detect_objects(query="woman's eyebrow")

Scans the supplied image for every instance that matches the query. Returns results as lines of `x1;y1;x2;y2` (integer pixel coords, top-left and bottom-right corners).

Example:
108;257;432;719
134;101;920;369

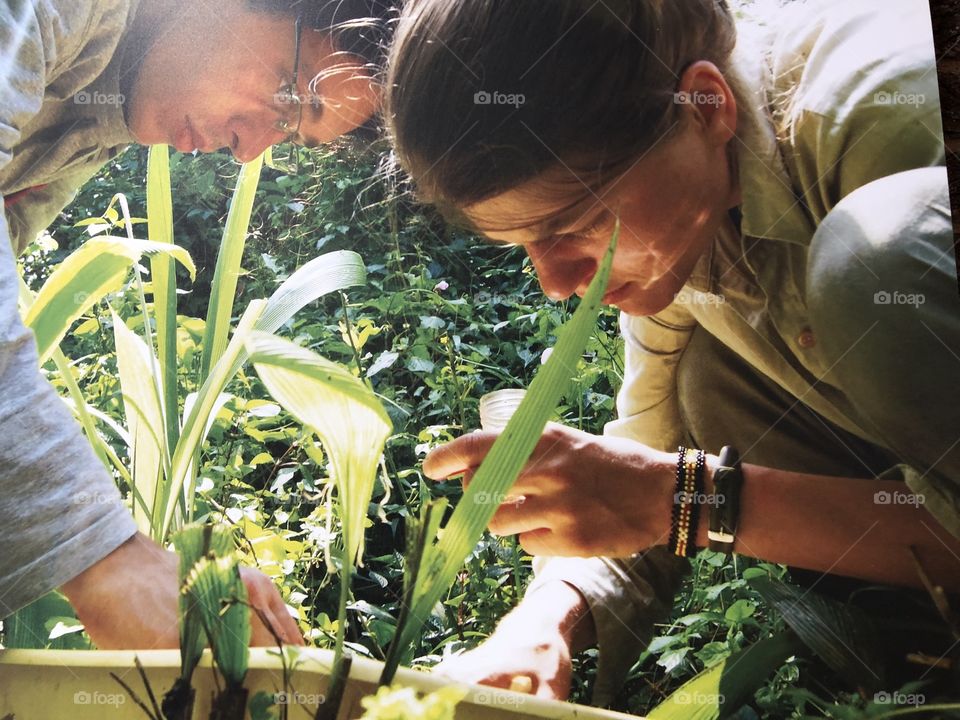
535;203;609;241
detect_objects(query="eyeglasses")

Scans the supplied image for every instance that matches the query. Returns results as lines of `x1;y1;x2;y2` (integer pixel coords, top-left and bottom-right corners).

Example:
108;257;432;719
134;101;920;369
271;15;323;173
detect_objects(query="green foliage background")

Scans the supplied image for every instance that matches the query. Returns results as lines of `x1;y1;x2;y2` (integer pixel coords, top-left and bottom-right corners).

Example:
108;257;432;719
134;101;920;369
9;142;958;719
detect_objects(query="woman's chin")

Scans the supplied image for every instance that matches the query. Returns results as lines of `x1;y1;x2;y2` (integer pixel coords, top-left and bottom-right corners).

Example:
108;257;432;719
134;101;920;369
612;286;677;317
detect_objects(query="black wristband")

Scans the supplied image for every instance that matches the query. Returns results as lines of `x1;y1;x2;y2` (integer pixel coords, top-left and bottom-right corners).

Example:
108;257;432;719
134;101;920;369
707;446;744;553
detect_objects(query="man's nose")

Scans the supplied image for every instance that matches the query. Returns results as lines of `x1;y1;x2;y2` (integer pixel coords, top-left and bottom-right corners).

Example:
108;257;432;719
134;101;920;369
526;243;598;301
230;121;281;163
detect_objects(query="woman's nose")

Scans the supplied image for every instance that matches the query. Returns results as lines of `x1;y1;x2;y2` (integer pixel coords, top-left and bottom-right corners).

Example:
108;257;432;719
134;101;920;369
527;243;598;301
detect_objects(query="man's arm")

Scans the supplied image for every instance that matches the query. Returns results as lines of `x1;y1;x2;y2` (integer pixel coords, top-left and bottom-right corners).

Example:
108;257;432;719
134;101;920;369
60;531;304;648
0;212;140;618
0;1;304;648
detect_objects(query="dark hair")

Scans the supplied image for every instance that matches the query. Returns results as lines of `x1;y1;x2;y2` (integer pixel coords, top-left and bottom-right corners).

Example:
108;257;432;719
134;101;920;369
247;0;400;67
386;0;740;221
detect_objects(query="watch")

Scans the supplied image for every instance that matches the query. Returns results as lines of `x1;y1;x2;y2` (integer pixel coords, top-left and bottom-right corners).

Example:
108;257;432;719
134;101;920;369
707;446;743;553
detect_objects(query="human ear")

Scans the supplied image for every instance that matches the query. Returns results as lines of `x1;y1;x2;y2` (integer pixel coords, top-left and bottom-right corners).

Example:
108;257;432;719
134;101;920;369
674;60;738;146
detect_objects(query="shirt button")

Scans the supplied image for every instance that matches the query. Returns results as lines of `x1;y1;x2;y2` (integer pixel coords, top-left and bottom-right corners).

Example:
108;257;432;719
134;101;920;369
797;327;816;348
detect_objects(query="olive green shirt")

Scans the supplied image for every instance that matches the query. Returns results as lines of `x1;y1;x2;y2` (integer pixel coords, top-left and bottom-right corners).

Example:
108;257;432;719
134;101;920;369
608;0;953;529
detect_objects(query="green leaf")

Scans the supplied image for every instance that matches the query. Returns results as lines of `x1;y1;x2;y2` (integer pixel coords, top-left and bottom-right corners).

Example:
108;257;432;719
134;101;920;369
112;309;168;532
146;145;181;453
658;647;691;674
724;599;757;623
182;556;250;686
171;523;240;684
199;153;265;384
23;236;194;365
649;631;804;720
246;332;391;566
384;224;619;679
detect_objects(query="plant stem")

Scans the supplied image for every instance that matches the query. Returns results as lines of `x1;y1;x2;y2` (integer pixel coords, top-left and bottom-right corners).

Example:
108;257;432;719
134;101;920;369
340;291;365;376
334;540;351;667
315;540;353;720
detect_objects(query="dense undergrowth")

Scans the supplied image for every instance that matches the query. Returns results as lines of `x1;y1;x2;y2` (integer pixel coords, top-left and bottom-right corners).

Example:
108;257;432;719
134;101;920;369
8;142;959;719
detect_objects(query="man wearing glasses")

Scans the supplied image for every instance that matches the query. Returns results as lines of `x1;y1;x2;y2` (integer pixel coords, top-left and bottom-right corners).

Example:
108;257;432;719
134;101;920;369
0;0;394;649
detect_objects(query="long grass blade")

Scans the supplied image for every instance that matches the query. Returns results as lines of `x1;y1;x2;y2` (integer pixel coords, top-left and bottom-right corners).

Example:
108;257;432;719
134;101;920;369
147;145;181;452
199;154;265;385
387;226;619;670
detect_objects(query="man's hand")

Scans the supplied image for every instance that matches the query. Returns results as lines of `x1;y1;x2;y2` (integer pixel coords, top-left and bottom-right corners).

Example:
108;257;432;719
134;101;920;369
434;581;594;700
424;424;677;558
61;532;304;649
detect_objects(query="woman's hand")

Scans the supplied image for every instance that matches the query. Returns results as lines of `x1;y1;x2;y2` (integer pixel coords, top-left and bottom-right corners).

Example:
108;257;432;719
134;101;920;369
61;532;305;649
434;627;573;700
424;423;677;558
433;580;595;700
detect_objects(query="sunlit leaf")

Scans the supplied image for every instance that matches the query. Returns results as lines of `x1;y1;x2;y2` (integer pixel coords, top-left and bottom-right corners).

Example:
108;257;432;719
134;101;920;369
23;236;194;364
199;154;265;384
112;309;167;532
147;145;181;452
246;331;392;566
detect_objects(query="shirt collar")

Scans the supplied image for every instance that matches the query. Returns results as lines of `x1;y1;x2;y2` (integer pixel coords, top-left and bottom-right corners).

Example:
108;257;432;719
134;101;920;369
91;0;142;148
732;42;817;246
683;40;817;296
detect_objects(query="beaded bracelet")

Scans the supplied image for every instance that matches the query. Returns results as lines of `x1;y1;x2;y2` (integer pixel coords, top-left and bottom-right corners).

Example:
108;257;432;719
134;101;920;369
668;446;706;557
